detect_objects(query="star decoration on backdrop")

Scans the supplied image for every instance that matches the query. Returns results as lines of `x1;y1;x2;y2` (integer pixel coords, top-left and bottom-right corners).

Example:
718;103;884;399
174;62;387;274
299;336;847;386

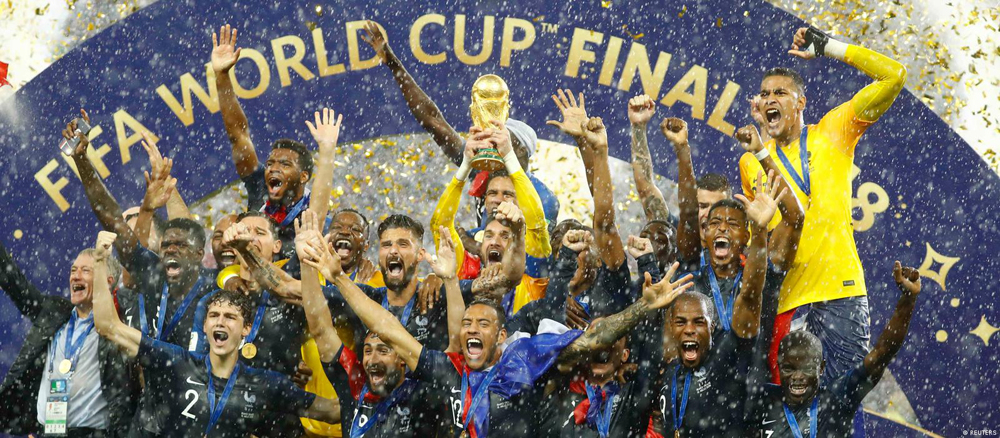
970;316;999;347
918;243;960;291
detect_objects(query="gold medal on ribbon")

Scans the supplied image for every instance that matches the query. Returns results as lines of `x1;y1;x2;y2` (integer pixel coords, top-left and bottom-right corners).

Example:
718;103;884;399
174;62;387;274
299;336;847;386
241;343;257;359
58;359;72;374
674;431;680;438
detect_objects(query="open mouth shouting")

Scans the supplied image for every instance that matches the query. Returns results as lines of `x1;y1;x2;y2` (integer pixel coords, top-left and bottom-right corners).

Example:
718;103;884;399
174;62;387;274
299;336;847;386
486;245;503;265
217;250;236;268
713;236;731;260
70;282;87;296
788;381;810;396
266;174;286;199
466;337;485;360
211;328;230;349
764;107;782;131
366;364;388;388
385;256;405;280
164;258;183;279
333;238;353;260
680;341;700;365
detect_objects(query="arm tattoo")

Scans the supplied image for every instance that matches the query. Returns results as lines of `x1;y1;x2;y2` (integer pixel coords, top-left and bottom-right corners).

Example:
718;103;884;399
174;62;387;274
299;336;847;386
561;299;650;363
642;195;672;223
631;125;654;183
240;249;282;290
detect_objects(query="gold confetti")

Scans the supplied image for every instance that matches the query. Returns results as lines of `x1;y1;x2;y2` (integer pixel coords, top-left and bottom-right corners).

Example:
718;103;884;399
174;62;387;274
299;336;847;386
601;0;612;8
716;18;723;27
678;5;687;18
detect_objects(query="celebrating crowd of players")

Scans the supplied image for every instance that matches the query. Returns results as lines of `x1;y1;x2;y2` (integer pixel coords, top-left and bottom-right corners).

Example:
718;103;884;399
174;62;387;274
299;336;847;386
0;19;920;438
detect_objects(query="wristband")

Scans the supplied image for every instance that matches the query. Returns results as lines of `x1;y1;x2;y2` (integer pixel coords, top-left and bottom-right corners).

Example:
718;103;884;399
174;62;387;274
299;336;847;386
754;148;770;161
455;157;473;181
503;149;522;174
802;26;829;57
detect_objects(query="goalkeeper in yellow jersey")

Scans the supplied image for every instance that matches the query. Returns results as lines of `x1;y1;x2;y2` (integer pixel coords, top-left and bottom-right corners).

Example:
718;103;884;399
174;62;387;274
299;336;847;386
737;26;906;385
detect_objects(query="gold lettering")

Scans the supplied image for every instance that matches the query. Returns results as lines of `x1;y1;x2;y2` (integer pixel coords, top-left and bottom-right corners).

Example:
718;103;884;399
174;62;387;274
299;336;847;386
617;43;671;100
454;15;495;65
410;14;447;65
114;110;158;164
35;159;70;212
230;49;271;99
500;18;536;67
706;81;741;136
598;36;624;86
271;35;316;87
660;65;708;119
60;126;113;179
565;28;603;78
347;20;385;71
155;62;219;127
313;28;346;77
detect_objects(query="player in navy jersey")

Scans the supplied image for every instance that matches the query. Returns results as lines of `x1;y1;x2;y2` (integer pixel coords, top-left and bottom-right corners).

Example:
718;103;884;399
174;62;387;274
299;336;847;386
747;262;922;438
295;210;457;437
656;155;786;438
88;231;340;437
327;221;694;438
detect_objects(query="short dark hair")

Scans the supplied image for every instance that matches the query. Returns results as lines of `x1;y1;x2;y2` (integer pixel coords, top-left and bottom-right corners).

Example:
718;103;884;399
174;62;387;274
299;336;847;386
236;211;278;237
696;173;731;194
763;67;806;94
669;292;717;330
164;218;207;249
706;199;748;225
467;296;507;329
206;290;256;327
336;208;370;240
272;139;313;178
778;330;823;361
376;214;424;242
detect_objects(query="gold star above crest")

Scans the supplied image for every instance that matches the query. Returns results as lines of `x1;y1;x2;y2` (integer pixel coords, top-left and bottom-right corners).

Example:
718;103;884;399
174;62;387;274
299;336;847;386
970;316;999;347
918;243;960;291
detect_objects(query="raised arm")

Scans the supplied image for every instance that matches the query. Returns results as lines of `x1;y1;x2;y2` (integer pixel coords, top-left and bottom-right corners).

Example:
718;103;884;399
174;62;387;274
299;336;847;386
730;175;784;339
430;132;484;274
493;201;527;287
295;210;343;363
661;118;701;262
330;258;424;371
361;21;464;164
790;26;906;124
0;240;47;321
136;132;178;249
222;223;302;304
863;262;920;380
212;24;259;177
92;231;142;358
557;264;692;369
628;94;671;223
304;107;343;219
735;126;804;272
62;110;140;266
426;227;464;352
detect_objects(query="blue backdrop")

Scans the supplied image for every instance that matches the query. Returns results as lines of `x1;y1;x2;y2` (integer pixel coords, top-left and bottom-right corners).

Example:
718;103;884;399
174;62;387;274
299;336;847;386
0;0;996;435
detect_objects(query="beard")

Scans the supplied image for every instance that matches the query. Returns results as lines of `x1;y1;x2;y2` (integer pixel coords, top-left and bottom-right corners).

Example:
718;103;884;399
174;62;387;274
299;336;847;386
383;262;417;292
369;366;403;397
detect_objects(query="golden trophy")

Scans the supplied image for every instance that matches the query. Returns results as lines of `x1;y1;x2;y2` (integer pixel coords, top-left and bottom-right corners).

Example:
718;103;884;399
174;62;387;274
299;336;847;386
469;74;510;172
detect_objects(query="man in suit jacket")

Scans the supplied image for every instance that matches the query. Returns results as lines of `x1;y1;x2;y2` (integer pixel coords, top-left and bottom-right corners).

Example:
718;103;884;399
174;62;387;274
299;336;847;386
0;240;139;437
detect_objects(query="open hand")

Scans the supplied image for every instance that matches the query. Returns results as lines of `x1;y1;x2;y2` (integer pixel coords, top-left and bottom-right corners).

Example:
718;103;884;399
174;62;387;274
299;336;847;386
428;227;457;279
141;132;177;211
546;89;588;139
305;107;343;148
211;24;241;73
418;273;444;314
641;263;694;310
360;21;390;64
628;94;655;126
735;170;786;227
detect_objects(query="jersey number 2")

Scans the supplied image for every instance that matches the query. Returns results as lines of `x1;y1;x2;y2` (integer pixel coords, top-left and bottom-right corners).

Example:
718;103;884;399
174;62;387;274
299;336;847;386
182;389;199;419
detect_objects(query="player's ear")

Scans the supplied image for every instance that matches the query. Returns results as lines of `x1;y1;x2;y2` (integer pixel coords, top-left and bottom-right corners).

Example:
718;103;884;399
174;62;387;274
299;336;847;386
242;323;251;338
497;327;508;345
818;359;826;378
272;236;282;256
797;94;807;112
621;348;630;363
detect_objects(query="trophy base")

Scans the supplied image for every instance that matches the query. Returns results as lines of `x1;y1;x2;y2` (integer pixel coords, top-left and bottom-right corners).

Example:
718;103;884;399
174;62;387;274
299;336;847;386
470;149;506;172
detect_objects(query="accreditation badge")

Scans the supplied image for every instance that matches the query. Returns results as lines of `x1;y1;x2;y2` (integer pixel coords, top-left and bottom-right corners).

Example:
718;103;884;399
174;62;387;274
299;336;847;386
45;379;69;434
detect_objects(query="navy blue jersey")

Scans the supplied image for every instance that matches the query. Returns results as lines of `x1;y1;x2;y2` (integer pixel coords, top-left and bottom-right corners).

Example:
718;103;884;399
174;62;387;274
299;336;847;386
242;165;303;261
659;331;755;437
136;336;315;438
324;345;441;437
747;362;878;438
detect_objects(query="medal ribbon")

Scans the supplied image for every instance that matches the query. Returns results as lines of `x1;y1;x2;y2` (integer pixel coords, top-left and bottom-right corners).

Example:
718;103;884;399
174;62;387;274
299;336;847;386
244;291;271;346
701;252;742;333
381;292;416;327
584;383;619;437
782;397;819;438
50;312;95;373
671;367;692;434
262;191;311;228
139;277;204;340
204;356;242;436
774;127;810;198
460;365;500;437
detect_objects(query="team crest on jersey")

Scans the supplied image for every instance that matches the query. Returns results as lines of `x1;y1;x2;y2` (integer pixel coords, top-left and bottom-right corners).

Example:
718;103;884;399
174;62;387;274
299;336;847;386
694;370;712;395
244;390;256;404
415;315;429;327
396;406;412;430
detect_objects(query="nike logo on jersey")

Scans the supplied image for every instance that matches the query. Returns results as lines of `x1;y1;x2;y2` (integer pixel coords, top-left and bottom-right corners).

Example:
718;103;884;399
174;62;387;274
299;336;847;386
186;377;205;386
450;387;463;394
762;418;777;425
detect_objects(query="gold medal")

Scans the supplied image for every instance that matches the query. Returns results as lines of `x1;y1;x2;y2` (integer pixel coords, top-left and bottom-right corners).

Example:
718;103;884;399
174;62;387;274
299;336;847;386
674;431;680;438
58;359;72;374
241;343;257;359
